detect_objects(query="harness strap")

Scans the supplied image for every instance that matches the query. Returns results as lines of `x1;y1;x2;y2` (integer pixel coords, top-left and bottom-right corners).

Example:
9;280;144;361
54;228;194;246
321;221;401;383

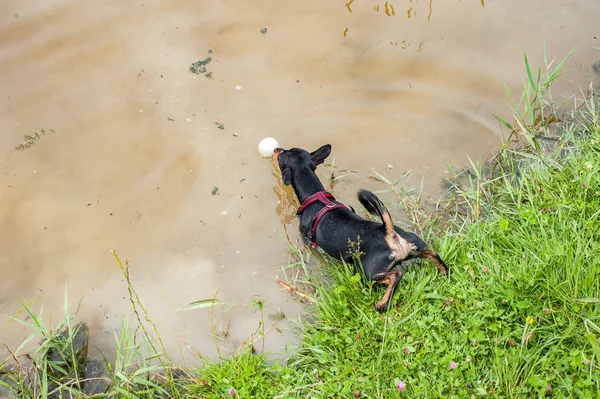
297;191;336;215
297;191;348;247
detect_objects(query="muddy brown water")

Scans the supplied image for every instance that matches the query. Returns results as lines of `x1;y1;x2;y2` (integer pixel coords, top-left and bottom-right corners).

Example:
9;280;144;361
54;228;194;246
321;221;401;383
1;0;598;363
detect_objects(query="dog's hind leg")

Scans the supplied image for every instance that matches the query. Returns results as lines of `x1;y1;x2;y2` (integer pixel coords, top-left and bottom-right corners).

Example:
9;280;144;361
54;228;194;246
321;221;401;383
418;249;450;277
374;270;404;313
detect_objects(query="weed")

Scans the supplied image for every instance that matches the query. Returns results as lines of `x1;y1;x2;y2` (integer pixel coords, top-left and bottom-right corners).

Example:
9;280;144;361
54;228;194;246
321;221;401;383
252;298;266;353
14;129;53;151
323;156;358;192
189;57;213;78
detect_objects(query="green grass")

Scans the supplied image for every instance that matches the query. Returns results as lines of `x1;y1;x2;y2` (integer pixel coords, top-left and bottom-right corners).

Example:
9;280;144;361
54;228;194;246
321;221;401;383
2;52;600;398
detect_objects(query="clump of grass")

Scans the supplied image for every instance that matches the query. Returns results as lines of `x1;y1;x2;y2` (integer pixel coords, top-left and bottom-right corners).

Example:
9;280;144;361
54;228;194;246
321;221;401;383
110;251;191;397
14;128;53;151
188;348;281;398
0;293;106;398
189;57;213;78
0;257;194;398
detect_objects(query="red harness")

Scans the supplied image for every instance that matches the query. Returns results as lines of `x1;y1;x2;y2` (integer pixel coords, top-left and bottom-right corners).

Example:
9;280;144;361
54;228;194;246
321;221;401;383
297;191;348;247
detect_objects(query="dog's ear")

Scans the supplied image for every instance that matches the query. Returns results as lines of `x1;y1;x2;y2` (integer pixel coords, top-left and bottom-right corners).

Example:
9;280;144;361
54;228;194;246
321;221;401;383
281;168;293;186
310;144;331;166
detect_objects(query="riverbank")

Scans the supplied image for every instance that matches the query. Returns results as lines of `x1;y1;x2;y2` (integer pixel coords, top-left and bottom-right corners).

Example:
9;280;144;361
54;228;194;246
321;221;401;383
2;61;600;398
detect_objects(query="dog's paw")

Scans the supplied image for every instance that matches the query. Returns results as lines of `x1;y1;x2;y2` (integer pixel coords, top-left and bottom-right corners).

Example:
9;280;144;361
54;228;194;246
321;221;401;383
443;266;451;279
438;265;451;279
375;302;388;313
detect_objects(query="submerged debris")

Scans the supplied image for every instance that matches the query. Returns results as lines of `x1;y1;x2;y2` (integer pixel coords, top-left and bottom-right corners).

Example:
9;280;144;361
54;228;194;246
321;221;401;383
14;128;53;151
189;57;213;78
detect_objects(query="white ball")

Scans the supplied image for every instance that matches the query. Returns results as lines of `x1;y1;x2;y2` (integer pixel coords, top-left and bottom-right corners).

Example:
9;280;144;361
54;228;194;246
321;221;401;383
258;137;280;158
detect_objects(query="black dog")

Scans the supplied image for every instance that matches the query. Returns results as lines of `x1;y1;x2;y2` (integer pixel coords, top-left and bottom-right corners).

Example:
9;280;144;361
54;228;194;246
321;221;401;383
274;144;449;312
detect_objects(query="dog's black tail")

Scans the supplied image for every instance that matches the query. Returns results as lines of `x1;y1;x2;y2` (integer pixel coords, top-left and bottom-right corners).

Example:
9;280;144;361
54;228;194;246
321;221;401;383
358;190;395;237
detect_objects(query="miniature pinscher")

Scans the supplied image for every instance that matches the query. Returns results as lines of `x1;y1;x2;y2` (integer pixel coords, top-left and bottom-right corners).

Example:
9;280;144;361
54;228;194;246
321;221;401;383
274;144;449;312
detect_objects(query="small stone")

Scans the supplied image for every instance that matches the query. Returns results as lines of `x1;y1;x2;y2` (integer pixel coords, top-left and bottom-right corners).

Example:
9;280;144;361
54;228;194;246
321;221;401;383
387;164;393;169
233;132;239;137
235;85;242;90
260;28;268;34
353;390;361;398
221;210;228;215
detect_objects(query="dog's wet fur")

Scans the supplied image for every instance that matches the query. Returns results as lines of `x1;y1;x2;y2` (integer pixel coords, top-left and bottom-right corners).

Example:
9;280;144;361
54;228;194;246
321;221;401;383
275;144;449;312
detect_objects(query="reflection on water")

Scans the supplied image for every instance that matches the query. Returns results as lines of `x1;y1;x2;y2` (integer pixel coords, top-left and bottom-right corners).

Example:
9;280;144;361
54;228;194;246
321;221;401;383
344;0;486;21
343;0;491;47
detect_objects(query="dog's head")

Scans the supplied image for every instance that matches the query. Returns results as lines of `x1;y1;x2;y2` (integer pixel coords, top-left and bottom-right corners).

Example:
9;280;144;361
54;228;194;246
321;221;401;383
274;144;331;186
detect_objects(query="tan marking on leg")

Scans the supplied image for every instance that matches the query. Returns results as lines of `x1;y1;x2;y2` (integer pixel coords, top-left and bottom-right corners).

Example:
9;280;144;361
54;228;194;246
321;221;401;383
419;249;449;275
375;271;402;311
